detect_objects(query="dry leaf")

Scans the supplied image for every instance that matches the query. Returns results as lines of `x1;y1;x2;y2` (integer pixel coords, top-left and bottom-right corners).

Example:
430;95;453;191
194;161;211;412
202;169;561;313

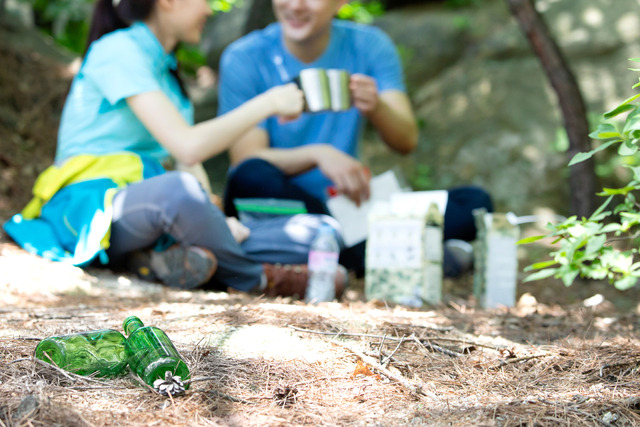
500;348;517;359
351;359;381;380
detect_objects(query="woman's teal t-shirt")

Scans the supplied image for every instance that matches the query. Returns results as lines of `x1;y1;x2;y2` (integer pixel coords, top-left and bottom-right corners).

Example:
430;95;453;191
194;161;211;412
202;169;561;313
55;22;193;164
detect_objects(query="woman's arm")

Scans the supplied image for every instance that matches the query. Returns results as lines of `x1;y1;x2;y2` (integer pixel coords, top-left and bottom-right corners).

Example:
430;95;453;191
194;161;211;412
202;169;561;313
175;161;213;194
126;83;303;165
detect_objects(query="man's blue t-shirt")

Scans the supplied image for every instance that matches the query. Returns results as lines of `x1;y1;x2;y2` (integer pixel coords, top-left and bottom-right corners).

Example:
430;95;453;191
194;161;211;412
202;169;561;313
218;20;406;201
56;22;193;164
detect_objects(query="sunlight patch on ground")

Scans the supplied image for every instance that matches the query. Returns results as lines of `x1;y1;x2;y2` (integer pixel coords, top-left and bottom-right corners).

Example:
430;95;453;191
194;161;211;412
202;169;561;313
215;324;332;363
257;301;344;314
0;248;92;303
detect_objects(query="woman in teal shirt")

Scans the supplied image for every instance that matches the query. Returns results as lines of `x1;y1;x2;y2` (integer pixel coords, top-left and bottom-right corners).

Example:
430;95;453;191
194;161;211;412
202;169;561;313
4;0;344;297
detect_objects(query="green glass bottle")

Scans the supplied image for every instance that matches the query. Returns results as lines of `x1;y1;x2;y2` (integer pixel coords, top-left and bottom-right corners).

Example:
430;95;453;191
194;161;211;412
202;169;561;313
34;329;127;377
123;316;190;391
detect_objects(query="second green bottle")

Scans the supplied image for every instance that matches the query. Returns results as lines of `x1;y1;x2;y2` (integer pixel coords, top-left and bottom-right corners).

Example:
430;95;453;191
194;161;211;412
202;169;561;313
123;316;190;389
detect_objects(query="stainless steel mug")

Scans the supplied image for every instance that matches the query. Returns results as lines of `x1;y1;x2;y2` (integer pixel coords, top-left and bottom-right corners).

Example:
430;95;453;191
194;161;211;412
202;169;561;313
295;68;351;112
326;69;351;111
298;68;330;112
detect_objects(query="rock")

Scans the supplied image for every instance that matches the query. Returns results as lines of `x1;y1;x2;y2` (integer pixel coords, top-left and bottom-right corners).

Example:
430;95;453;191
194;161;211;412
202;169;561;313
201;0;275;71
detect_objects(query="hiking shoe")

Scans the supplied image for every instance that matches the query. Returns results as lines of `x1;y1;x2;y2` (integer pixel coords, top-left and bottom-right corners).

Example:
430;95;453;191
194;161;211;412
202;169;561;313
127;245;217;289
262;263;347;300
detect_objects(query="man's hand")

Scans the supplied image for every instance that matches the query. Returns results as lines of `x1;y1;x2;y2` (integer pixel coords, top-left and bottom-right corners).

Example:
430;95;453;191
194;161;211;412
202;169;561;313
316;145;371;206
350;73;379;116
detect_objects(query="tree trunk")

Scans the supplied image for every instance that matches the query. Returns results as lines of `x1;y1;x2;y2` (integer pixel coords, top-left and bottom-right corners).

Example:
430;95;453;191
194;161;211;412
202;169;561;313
507;0;597;218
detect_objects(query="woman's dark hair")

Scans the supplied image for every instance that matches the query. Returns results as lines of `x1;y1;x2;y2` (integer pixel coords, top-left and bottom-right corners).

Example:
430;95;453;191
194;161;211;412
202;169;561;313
86;0;156;54
85;0;188;98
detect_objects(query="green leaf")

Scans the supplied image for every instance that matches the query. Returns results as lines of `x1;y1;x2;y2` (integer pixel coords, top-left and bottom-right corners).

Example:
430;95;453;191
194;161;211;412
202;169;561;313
589;195;614;219
618;141;638;156
588;123;620;139
625;165;640;181
569;152;595;166
604;94;640;119
588;210;612;222
601;250;634;273
584;234;606;256
599;186;636;195
517;235;546;245
585;265;609;280
569;140;618;166
604;103;637;120
560;268;580;287
523;268;558;282
600;223;622;234
551;236;563;245
526;260;558;270
614;275;638;291
624;109;640;139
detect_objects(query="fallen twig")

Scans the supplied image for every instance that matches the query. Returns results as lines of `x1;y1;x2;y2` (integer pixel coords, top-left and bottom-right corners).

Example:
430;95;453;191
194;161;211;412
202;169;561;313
410;335;461;358
9;357;32;364
288;325;503;351
6;337;43;341
68;385;130;390
381;335;405;366
491;354;551;369
128;371;160;395
582;359;640;377
33;357;110;385
538;398;614;427
330;339;438;401
206;389;255;404
184;376;217;385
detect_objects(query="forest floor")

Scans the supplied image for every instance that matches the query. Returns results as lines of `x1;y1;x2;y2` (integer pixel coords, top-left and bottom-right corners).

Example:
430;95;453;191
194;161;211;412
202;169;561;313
3;21;640;427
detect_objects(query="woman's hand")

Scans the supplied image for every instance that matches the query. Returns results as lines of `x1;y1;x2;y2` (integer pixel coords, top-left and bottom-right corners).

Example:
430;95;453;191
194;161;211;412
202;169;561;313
264;83;304;122
226;217;251;243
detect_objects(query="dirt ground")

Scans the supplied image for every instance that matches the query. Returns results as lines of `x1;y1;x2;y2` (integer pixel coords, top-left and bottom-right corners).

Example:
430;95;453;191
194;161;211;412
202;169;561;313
3;22;640;427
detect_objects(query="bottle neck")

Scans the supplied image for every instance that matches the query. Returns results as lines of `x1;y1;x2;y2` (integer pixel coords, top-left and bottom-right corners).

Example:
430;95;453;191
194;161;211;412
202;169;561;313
123;316;145;336
319;225;333;237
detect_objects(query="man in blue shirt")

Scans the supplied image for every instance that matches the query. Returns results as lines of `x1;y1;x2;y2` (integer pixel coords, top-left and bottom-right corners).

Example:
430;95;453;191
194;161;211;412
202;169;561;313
218;0;492;276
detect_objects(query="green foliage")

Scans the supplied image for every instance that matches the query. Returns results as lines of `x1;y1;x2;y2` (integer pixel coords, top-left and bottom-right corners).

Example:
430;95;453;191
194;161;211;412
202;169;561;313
19;0;385;64
175;45;207;76
337;1;384;24
411;163;434;190
18;0;93;53
452;15;471;31
444;0;480;8
209;0;241;14
16;0;239;65
521;59;640;290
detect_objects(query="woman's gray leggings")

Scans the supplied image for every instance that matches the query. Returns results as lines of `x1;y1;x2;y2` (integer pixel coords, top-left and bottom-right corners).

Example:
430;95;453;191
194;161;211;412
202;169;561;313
106;171;263;292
